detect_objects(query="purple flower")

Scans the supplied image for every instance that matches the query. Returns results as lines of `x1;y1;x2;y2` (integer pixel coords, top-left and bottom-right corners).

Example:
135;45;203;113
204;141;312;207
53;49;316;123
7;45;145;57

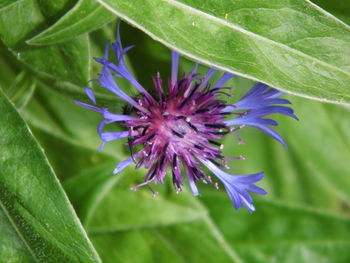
75;22;296;212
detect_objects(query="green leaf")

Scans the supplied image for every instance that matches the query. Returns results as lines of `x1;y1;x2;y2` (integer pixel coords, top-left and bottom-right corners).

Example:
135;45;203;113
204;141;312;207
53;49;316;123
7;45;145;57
312;0;350;24
22;85;124;155
0;0;89;87
29;127;115;181
6;71;36;110
90;218;241;263
0;41;23;88
97;0;350;105
27;0;115;45
0;89;101;262
0;0;18;10
85;178;207;232
64;165;243;263
280;97;350;205
63;163;119;224
201;191;350;263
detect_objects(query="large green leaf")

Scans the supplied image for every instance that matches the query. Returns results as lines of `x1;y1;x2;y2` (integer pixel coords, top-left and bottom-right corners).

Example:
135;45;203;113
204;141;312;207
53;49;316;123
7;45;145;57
27;0;115;45
0;89;101;262
97;0;350;105
0;0;89;88
201;191;350;263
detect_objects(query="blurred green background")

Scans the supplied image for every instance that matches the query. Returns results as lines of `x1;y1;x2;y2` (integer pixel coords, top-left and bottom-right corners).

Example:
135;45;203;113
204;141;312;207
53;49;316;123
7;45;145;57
0;0;350;262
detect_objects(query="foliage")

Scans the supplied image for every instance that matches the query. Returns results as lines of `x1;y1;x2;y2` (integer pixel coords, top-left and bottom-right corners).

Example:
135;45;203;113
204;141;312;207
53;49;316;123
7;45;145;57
0;0;349;262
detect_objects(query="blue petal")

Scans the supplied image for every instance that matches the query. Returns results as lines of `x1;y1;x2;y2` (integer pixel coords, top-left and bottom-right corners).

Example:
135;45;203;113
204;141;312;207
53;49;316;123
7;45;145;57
188;178;200;196
100;131;129;142
249;106;298;120
113;156;134;174
214;72;234;88
198;68;217;90
74;101;102;113
223;83;297;146
98;131;129;152
200;159;266;212
84;87;96;104
225;83;293;111
98;65;144;111
102;109;136;121
250;123;286;147
171;50;180;86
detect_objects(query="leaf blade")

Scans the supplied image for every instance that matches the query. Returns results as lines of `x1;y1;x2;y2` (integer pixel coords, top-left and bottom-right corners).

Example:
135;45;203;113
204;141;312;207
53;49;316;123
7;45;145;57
27;0;115;45
0;0;89;87
0;89;101;262
97;0;350;105
201;191;350;263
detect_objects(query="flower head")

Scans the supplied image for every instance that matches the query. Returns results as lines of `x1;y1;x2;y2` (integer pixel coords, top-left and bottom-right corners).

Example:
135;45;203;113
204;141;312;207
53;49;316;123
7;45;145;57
75;22;296;212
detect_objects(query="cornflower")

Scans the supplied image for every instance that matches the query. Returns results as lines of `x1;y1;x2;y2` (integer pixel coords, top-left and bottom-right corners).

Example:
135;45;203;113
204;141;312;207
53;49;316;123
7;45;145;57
75;23;297;212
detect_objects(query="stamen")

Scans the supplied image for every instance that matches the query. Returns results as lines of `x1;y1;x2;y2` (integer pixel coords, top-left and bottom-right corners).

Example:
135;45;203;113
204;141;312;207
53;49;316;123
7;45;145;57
225;155;246;160
179;84;200;109
130;178;155;191
159;154;166;168
186;122;198;132
213;129;231;135
141;125;151;136
146;133;156;141
171;129;185;138
208;158;221;167
205;123;227;129
172;154;177;167
235;133;245;144
148;185;159;197
230;126;245;144
194;108;209;114
194;144;204;150
215;91;233;97
208;139;221;146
